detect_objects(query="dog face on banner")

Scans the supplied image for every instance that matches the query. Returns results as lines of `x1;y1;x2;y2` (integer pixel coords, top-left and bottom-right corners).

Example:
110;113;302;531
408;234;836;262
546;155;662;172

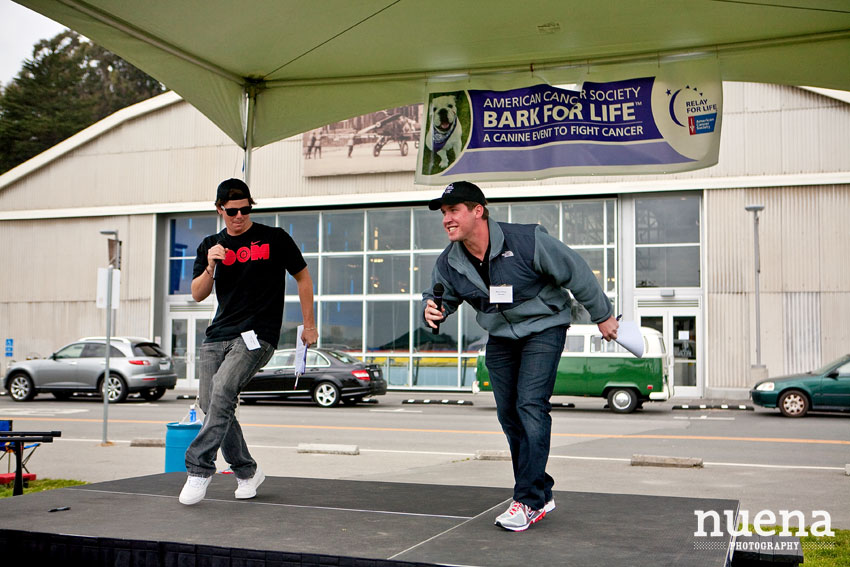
425;94;463;168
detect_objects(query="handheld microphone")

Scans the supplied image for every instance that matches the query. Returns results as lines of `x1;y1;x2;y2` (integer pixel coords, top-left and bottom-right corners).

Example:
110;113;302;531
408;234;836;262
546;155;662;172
432;283;445;335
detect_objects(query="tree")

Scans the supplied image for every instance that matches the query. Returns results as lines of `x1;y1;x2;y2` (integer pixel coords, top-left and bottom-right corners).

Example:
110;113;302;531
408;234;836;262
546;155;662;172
0;30;165;174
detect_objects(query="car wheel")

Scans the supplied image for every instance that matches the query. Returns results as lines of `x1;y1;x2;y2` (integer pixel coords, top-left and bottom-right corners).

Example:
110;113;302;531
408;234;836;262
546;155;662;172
313;381;340;408
140;387;166;401
778;390;809;417
101;373;128;403
8;373;36;402
607;388;638;414
342;396;364;406
52;391;74;401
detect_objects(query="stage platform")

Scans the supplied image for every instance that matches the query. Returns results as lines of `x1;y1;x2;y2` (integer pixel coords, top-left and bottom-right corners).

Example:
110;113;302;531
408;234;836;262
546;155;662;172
0;473;738;566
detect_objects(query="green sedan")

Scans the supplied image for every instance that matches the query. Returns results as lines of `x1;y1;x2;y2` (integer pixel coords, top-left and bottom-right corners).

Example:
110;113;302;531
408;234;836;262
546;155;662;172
750;354;850;417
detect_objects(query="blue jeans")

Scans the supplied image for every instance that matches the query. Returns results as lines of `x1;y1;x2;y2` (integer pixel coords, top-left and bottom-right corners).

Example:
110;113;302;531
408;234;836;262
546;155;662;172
485;325;567;510
185;337;274;479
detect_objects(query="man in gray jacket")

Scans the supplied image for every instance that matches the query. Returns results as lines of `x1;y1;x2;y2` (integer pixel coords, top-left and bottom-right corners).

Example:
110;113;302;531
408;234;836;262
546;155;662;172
423;181;618;532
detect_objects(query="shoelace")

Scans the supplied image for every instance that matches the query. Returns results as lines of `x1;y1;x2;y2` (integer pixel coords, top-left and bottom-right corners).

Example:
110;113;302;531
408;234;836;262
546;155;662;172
187;475;208;488
508;501;525;515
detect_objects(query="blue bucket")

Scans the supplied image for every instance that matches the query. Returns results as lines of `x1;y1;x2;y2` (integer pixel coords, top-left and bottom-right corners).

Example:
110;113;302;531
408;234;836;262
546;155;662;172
165;421;202;473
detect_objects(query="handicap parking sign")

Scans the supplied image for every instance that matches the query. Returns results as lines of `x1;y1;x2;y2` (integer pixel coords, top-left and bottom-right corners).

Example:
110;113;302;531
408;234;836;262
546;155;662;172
5;338;12;357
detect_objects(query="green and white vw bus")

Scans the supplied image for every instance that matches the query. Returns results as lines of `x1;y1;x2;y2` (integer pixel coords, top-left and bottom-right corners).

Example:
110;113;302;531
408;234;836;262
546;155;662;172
475;324;673;413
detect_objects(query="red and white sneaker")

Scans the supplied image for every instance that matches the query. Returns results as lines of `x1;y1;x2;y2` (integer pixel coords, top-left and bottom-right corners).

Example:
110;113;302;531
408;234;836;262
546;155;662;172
494;500;546;532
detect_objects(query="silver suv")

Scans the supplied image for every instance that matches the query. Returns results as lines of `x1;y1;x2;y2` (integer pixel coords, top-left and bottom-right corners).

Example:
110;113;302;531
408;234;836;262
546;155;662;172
4;337;178;403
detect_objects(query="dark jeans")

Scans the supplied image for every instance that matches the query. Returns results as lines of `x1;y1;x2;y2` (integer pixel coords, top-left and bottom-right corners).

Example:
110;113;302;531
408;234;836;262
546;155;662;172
185;337;274;479
485;325;567;510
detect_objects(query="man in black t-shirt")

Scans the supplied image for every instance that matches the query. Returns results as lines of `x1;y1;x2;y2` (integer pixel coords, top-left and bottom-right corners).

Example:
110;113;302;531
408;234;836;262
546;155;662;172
178;178;318;506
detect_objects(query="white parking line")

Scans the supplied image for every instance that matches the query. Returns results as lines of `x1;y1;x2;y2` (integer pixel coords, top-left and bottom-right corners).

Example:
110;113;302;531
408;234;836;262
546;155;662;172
673;416;736;421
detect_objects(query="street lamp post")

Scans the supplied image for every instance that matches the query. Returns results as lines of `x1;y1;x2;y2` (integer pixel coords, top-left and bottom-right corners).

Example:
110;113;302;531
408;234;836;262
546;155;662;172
99;229;119;446
744;205;765;373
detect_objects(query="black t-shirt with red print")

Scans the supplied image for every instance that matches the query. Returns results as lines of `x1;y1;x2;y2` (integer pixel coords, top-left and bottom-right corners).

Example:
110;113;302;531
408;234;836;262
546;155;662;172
193;223;306;346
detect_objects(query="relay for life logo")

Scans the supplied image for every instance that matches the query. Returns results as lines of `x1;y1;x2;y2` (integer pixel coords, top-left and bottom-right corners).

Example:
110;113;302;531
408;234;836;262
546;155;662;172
666;84;719;136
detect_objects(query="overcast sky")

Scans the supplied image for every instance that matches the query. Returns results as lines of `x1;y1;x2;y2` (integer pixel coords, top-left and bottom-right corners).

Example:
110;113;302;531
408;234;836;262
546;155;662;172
0;1;68;87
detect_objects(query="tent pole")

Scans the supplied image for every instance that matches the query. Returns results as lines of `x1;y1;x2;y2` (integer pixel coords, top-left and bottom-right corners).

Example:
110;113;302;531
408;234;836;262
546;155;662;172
243;86;257;185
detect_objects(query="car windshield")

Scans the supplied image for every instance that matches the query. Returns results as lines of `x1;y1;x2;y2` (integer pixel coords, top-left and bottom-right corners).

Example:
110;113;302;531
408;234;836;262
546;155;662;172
326;350;358;364
133;343;167;357
811;354;850;375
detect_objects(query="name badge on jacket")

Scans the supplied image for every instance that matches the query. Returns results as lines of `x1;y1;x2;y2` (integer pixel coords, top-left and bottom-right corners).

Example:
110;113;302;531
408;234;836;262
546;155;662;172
489;285;513;303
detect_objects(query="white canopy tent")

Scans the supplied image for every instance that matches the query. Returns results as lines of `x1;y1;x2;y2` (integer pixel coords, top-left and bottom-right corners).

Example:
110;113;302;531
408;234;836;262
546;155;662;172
16;0;850;180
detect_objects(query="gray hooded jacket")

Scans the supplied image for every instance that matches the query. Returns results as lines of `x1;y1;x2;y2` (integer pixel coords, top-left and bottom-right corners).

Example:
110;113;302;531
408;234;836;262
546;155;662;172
422;218;613;339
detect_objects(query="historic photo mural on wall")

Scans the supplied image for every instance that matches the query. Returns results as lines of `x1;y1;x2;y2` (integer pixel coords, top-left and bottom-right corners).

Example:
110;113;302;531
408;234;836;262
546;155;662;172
302;104;422;177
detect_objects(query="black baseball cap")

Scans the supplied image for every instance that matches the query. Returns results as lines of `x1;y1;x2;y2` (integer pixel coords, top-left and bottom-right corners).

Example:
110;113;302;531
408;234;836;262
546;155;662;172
216;178;252;204
428;181;487;210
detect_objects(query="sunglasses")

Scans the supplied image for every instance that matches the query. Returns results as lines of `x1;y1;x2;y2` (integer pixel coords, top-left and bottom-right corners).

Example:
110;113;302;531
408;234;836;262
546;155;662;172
223;206;252;217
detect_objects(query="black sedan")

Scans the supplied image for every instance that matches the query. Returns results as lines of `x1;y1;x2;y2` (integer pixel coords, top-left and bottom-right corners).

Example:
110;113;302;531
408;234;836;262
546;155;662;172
240;348;386;407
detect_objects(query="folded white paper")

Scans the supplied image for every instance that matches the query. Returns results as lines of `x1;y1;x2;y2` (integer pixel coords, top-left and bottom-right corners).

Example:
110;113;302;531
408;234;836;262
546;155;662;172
615;321;645;358
295;325;308;375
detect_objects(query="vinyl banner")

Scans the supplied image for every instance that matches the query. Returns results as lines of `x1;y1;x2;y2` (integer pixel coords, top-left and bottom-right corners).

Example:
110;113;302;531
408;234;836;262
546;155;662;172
415;61;722;184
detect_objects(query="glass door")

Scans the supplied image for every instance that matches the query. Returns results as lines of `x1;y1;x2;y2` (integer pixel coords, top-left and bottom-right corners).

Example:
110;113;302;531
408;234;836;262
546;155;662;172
168;313;210;389
638;308;701;398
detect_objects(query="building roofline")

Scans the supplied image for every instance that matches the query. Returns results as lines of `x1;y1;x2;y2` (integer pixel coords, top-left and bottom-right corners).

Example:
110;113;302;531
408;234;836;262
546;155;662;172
1;171;849;221
0;90;183;190
800;86;850;105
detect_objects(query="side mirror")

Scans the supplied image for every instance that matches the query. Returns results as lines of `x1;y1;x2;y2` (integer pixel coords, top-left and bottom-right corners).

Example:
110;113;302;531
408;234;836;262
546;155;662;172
826;370;839;379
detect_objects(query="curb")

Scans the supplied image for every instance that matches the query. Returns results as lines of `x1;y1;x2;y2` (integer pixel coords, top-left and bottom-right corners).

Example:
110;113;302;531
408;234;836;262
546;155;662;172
672;404;753;411
130;438;165;447
297;443;359;455
631;454;704;468
402;399;474;406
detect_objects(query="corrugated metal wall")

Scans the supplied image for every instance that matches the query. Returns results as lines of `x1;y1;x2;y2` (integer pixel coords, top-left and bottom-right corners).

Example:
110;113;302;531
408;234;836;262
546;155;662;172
0;215;155;363
705;185;850;388
4;83;850;216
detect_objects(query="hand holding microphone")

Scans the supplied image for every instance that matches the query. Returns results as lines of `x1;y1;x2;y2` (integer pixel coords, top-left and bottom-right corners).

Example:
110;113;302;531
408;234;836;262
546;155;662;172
427;283;445;335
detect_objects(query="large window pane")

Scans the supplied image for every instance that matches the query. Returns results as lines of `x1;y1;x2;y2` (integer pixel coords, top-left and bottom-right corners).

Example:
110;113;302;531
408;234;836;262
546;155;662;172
636;196;700;244
368;255;410;294
414;310;458;352
367;301;410;351
462;304;487;352
321;301;362;351
413;253;439;293
636;246;700;287
280;213;319;253
574;249;604;289
323;211;363;252
368;209;410;250
322;257;363;294
286;257;318;295
607;250;616;293
511;203;559;236
606;201;615;244
414;209;446;250
488;204;508;221
170;217;217;257
169;259;194;294
412;357;458;387
279;301;317;348
368;356;410;387
251;214;276;227
563;202;604;245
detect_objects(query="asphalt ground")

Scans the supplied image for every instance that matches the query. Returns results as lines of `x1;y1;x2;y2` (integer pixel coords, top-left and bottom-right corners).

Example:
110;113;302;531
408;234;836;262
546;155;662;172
2;390;848;529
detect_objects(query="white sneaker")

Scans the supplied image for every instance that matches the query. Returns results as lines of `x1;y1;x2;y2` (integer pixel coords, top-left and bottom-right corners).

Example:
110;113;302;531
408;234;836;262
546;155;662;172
494;500;546;532
179;474;212;505
544;498;556;513
234;466;265;499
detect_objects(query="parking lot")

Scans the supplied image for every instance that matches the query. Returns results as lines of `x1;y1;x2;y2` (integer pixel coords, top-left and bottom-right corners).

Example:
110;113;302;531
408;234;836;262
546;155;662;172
2;390;848;528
